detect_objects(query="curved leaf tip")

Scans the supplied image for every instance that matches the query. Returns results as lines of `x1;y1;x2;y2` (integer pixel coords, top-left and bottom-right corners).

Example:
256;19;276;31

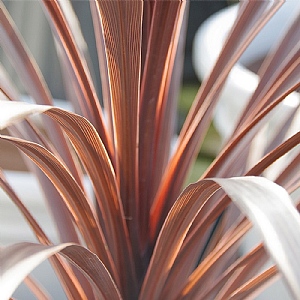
0;100;51;130
214;176;300;299
0;242;73;300
0;242;122;300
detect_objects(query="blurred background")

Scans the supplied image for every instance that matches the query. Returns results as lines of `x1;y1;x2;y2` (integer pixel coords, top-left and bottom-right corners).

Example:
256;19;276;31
1;1;229;98
1;2;297;299
1;0;228;173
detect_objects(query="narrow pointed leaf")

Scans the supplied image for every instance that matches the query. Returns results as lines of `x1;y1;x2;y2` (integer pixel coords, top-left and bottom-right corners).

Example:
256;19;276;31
236;12;300;129
23;276;51;300
0;99;137;294
150;1;284;239
40;0;113;158
276;150;300;192
0;2;52;105
151;1;188;209
204;82;300;180
94;1;143;266
60;245;122;300
90;1;114;138
162;217;251;299
0;168;51;245
140;181;220;300
202;244;268;300
228;266;278;300
181;0;281;136
139;0;185;245
0;62;19;101
0;100;134;289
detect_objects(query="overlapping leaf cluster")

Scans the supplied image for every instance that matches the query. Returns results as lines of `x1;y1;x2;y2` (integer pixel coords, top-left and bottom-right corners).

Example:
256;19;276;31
1;1;300;299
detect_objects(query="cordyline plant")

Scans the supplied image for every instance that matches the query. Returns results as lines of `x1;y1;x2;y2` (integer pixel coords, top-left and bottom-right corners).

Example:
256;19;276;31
1;0;300;299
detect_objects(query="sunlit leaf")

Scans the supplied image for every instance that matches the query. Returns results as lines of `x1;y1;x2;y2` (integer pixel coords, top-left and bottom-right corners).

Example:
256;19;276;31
0;169;92;299
0;99;136;294
44;108;138;296
214;177;300;299
150;1;284;240
203;244;268;299
142;177;300;299
0;135;117;279
236;12;300;129
40;0;110;152
0;243;121;300
1;1;300;299
0;100;50;130
0;243;67;300
228;266;278;300
0;2;82;171
138;0;186;247
141;180;220;299
94;3;143;276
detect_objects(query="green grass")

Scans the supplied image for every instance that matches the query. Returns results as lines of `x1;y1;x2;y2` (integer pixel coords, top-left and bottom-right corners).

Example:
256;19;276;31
178;83;199;113
179;83;221;151
185;157;213;185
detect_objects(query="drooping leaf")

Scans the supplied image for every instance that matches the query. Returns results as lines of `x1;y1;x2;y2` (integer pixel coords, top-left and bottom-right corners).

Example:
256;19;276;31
60;245;122;300
0;100;51;130
0;135;117;282
0;243;122;300
0;243;70;300
214;177;300;299
164;126;300;299
142;177;300;299
0;70;84;244
0;99;137;295
0;3;84;185
2;1;300;299
44;108;138;296
0;169;92;299
40;0;111;156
